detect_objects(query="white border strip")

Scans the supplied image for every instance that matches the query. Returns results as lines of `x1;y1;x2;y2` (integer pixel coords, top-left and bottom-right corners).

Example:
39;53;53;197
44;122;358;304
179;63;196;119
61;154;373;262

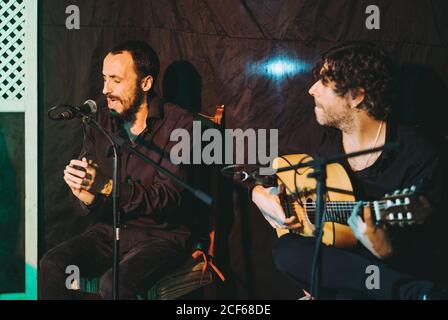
0;0;38;300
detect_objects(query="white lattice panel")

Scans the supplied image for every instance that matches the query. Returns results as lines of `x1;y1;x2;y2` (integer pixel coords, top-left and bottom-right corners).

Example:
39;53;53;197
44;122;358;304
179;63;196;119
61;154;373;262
0;0;37;300
0;0;25;100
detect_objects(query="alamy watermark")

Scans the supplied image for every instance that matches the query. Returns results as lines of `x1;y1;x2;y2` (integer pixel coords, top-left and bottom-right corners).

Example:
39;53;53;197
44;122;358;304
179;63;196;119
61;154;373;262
65;265;80;290
365;264;380;290
170;121;278;175
65;5;80;30
365;5;380;30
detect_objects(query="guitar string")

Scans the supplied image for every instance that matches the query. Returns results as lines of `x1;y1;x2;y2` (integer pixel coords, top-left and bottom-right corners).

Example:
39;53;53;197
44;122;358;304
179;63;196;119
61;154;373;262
291;201;408;219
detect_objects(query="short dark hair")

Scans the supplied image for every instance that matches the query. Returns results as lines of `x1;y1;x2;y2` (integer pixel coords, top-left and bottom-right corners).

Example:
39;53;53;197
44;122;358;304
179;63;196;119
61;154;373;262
109;40;160;87
313;41;394;120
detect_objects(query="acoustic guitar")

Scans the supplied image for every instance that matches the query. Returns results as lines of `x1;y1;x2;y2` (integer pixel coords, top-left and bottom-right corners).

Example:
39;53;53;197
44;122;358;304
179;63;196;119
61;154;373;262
273;154;430;248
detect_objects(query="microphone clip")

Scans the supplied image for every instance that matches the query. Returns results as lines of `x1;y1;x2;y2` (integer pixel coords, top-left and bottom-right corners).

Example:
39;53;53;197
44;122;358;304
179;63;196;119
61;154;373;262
221;164;278;188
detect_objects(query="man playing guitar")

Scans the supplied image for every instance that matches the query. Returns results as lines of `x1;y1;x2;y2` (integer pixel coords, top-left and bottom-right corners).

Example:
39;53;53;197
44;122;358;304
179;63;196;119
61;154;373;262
252;42;447;300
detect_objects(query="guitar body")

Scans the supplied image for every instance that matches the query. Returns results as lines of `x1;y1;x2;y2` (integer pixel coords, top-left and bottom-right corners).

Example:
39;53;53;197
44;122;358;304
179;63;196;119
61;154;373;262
273;154;357;248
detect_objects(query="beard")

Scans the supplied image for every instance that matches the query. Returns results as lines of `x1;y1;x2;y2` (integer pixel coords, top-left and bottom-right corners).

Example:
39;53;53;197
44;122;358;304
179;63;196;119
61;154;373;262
120;90;145;123
109;86;146;124
314;103;354;131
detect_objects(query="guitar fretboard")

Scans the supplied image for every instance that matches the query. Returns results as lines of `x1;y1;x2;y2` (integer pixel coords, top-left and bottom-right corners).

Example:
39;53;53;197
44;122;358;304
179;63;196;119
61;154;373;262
281;195;367;224
303;202;359;223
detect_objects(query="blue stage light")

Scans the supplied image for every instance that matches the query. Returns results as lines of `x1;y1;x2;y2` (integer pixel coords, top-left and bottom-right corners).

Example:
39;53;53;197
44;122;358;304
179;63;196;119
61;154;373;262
249;56;311;80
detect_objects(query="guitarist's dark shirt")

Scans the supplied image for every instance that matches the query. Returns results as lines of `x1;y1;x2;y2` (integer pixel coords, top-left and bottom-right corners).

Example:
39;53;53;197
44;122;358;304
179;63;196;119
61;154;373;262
305;119;447;281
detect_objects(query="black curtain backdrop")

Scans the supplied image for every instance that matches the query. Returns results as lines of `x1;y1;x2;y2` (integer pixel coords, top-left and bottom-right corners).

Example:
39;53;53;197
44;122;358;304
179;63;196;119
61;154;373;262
41;0;448;299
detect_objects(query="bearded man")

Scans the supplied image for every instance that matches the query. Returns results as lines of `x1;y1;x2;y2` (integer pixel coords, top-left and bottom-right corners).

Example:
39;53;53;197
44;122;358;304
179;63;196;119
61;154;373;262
40;41;194;299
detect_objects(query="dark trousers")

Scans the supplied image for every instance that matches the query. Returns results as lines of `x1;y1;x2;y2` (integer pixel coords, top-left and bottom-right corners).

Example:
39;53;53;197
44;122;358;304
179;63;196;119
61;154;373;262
272;233;434;300
39;223;187;299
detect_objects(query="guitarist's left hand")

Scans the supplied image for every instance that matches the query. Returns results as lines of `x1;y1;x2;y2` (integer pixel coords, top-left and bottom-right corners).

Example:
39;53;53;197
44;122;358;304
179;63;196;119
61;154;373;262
348;202;393;259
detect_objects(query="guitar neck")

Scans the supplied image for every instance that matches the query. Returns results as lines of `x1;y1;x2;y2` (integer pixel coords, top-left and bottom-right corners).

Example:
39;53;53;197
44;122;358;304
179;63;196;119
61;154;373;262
304;201;368;223
281;195;371;224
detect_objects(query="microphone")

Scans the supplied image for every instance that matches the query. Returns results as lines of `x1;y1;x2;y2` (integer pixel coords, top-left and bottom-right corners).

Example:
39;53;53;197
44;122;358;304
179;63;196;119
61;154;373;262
48;99;97;120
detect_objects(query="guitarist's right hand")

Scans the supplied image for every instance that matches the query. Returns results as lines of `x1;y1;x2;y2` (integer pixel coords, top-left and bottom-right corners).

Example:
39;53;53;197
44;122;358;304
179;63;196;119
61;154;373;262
252;185;302;230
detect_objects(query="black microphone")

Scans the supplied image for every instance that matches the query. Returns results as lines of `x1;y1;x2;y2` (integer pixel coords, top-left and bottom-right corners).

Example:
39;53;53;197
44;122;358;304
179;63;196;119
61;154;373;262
233;170;278;187
48;99;97;120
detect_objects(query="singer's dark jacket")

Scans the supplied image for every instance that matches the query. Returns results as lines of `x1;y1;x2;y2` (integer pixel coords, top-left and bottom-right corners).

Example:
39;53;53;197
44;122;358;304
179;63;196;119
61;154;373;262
74;96;194;249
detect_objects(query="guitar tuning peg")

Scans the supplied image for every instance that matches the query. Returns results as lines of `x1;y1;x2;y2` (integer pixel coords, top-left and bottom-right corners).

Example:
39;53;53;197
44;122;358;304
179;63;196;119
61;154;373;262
394;190;400;195
410;185;416;193
402;188;409;195
397;212;403;220
406;212;413;220
384;193;390;198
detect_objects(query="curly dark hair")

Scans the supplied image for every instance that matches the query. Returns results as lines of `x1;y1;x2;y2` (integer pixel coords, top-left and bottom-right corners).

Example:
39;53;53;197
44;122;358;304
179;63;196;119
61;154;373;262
313;41;394;120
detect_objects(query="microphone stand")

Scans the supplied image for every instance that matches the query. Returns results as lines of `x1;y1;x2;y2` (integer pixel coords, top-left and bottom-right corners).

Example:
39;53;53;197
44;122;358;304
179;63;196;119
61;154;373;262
80;115;121;300
274;142;399;299
80;114;213;300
